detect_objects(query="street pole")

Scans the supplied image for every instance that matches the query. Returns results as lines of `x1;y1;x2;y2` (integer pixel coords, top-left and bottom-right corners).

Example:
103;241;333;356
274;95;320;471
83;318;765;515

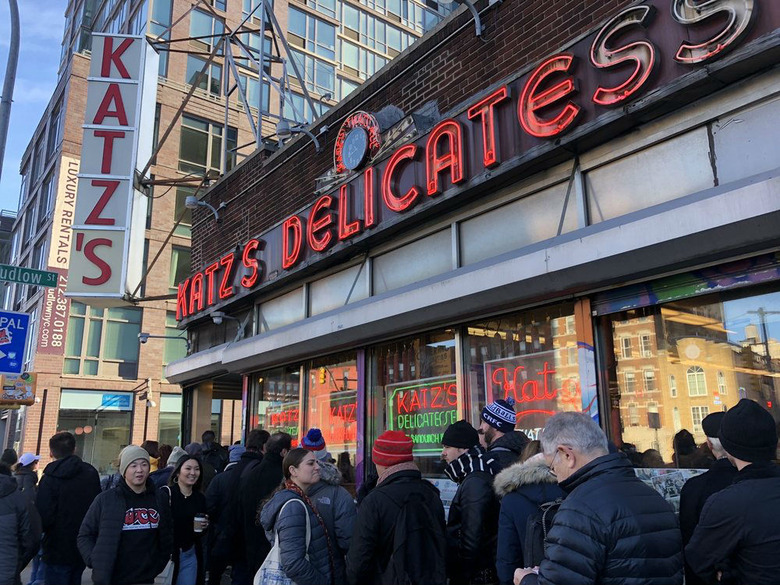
0;0;20;184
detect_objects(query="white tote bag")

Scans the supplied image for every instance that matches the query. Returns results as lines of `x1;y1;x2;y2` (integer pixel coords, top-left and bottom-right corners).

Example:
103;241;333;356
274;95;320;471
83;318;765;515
253;498;311;585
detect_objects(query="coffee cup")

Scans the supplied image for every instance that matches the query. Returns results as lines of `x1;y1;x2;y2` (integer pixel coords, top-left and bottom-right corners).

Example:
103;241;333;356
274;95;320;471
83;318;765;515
194;514;207;533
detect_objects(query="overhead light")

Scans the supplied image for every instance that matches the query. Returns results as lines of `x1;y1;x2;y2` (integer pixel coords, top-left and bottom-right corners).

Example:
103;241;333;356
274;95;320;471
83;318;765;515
184;195;224;222
443;0;484;38
275;120;323;153
211;311;249;343
276;119;292;140
137;332;191;352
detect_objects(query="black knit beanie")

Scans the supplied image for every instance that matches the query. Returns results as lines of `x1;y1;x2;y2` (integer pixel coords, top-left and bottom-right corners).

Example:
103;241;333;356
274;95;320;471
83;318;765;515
719;399;778;462
442;420;479;449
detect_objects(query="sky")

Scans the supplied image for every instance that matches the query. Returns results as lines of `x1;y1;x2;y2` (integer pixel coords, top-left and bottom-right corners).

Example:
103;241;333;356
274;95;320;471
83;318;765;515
0;0;69;213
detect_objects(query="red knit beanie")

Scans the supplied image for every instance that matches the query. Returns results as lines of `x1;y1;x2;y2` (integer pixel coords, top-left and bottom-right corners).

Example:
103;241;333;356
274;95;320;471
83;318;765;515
373;430;414;466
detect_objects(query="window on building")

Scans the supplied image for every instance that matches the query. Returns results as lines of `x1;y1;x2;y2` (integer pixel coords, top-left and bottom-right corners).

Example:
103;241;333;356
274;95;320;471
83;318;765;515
640;334;652;357
628;403;639;426
717;371;727;395
620;337;632;358
290;49;335;96
18;166;28;209
174;188;193;238
339;78;359;100
25;206;36;240
243;0;273;25
31;138;45;184
236;32;272;72
47;103;63;159
37;172;54;226
159;393;182;446
643;370;656;393
150;0;173;76
669;375;677;397
691;405;710;434
238;74;270;111
687;366;707;396
339;39;386;79
64;302;142;379
185;55;222;96
169;246;191;292
306;0;337;18
129;2;148;35
673;406;681;431
255;365;302;443
624;371;636;394
163;312;188;379
31;239;46;271
207;0;227;10
288;8;336;60
190;9;224;51
178;115;237;175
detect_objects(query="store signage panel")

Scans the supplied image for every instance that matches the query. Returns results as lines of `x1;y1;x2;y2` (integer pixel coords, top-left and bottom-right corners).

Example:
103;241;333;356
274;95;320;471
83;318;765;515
0;373;37;406
177;0;778;322
68;34;158;304
60;389;134;411
0;310;30;375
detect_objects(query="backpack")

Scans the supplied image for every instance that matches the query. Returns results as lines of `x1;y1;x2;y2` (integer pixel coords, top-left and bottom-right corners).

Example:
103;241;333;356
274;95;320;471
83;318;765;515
523;498;563;568
380;488;447;585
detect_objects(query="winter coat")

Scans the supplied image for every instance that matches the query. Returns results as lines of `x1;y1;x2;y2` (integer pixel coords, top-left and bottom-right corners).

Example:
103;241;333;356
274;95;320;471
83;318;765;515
77;479;173;585
346;467;446;585
150;466;173;488
0;474;37;585
520;452;683;585
308;460;357;585
241;451;284;574
685;461;780;585
159;484;207;585
36;454;101;566
493;457;565;585
13;468;36;495
202;443;228;474
259;489;333;585
488;431;529;472
679;458;737;585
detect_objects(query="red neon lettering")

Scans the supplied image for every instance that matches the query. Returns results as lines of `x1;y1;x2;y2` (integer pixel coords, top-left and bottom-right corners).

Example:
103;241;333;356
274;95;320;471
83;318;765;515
518;54;580;138
671;0;757;64
591;6;657;106
101;37;134;79
282;216;303;270
431;385;444;408
176;278;190;320
93;83;129;125
491;362;560;403
467;86;509;168
189;273;204;314
307;195;334;253
75;234;113;286
220;252;236;297
93;130;125;174
85;180;120;225
338;185;361;241
425;119;465;196
446;382;458;406
382;145;420;212
240;241;260;289
204;261;220;306
364;167;376;228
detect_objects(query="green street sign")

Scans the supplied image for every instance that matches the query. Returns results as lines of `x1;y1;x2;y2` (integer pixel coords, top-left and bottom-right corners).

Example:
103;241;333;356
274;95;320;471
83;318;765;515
0;265;58;288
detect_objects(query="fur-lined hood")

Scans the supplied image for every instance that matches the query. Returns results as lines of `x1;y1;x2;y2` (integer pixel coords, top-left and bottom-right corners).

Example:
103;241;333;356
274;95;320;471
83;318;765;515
493;455;558;497
317;460;342;486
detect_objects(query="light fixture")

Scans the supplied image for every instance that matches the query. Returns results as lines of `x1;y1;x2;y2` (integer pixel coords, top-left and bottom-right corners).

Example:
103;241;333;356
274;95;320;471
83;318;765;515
138;332;191;352
184;195;225;222
444;0;484;38
211;311;250;343
275;120;324;153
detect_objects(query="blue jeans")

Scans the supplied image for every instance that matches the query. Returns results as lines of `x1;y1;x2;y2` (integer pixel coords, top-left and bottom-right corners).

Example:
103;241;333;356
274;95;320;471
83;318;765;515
176;546;198;585
28;551;45;585
45;562;85;585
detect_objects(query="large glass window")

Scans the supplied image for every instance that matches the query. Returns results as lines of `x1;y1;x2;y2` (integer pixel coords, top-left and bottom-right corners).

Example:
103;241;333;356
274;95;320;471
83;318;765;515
238;74;270;112
255;366;302;444
169;246;191;292
38;172;54;226
159;393;182;447
290;49;335;96
185;55;222;96
163;312;188;379
150;0;173;76
288;8;336;60
174;188;193;237
178;115;237;175
190;9;224;50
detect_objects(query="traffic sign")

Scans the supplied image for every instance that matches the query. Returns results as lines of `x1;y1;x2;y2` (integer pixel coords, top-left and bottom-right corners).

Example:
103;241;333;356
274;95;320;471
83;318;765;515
0;311;30;374
0;264;58;288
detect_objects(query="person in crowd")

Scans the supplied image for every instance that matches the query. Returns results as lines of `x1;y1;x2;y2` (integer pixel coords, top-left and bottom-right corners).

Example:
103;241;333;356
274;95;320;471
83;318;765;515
14;453;43;585
441;420;501;585
686;399;780;584
151;446;187;488
78;445;173;585
185;443;216;490
160;455;209;585
202;430;228;474
513;412;682;585
14;453;39;495
36;431;101;585
141;440;161;472
672;429;711;469
337;452;357;496
1;448;18;467
641;449;666;468
157;444;173;470
259;449;334;585
0;462;37;585
346;430;447;585
100;456;122;492
493;441;565;585
241;431;292;577
479;397;529;471
679;411;737;585
302;428;357;584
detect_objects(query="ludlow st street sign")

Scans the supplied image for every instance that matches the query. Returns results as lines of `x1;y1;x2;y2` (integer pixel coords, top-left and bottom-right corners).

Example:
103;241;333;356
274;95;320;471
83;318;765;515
0;264;58;288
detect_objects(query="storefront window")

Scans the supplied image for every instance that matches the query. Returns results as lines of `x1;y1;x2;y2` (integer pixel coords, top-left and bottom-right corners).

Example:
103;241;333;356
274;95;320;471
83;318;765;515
463;303;585;441
159;393;182;447
369;330;457;478
256;366;301;444
601;287;780;468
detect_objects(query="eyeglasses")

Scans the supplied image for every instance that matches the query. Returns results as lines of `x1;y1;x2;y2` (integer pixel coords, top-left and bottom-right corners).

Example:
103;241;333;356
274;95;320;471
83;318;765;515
548;450;559;477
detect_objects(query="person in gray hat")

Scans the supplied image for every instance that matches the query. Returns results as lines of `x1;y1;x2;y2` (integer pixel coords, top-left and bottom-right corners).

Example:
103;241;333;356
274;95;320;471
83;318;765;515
686;399;780;585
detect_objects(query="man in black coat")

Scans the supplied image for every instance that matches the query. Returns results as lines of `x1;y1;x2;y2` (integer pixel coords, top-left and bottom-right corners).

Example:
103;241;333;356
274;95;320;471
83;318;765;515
686;399;780;585
479;397;529;471
442;420;501;585
240;431;292;577
36;431;101;585
515;412;683;585
0;463;37;585
201;429;229;473
679;411;737;585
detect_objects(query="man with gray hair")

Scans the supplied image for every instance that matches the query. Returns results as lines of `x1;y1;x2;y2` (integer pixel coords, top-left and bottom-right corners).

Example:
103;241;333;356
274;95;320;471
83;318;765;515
678;412;736;585
514;412;683;585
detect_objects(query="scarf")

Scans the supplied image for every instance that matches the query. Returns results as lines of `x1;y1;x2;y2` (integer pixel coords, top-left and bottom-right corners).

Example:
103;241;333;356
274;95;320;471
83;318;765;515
377;461;419;485
444;445;499;483
284;480;336;585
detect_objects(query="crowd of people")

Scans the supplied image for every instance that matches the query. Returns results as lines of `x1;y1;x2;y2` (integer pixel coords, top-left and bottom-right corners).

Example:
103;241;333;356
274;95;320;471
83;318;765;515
0;396;777;585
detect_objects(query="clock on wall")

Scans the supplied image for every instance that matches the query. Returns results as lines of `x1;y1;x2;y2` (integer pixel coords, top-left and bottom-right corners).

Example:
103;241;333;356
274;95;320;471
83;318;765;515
341;126;370;171
334;111;381;173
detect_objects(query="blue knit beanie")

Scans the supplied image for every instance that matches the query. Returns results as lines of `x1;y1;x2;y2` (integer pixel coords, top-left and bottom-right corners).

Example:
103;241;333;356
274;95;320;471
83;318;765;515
301;428;326;452
481;396;516;433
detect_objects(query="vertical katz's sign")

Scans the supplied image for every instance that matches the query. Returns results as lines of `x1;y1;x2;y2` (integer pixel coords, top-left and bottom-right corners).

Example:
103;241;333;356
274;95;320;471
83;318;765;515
67;34;158;304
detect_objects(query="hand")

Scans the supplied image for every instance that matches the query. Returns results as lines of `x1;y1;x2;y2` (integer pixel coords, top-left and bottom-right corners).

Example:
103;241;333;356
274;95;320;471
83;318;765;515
514;567;538;585
201;515;209;530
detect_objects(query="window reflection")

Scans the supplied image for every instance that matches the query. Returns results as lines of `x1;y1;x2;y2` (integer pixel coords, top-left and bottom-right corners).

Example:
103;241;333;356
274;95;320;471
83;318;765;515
256;366;301;444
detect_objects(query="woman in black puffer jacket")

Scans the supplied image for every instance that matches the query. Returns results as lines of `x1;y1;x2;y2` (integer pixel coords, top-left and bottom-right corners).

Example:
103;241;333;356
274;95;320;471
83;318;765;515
0;463;37;585
260;449;334;585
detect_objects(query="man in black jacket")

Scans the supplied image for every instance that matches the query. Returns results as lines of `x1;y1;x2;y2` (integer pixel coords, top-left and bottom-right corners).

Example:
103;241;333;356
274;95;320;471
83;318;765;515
442;420;501;585
479;397;529;471
202;429;228;473
515;412;682;585
686;399;780;585
36;431;101;585
679;411;736;585
78;445;173;585
0;463;37;585
240;431;291;577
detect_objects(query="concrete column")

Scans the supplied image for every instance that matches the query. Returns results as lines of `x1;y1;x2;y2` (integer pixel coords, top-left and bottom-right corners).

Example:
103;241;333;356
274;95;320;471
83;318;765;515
190;381;213;442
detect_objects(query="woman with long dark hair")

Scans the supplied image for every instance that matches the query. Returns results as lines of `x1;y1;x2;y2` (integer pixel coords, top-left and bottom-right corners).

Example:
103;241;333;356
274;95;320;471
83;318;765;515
158;455;209;585
259;448;334;585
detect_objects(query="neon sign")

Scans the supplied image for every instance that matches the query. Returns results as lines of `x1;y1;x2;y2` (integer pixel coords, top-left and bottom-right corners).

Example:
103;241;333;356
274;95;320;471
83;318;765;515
334;111;382;173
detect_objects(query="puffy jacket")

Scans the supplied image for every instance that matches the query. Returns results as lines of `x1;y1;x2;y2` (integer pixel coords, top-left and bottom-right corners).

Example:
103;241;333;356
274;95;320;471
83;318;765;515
308;461;357;585
521;452;683;585
241;451;283;574
685;462;780;585
36;455;100;565
259;489;332;585
493;457;565;585
488;432;529;472
13;468;36;494
0;474;36;585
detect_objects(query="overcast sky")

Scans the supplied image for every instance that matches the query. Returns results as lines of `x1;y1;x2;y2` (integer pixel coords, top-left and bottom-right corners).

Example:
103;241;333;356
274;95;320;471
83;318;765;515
0;1;68;213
